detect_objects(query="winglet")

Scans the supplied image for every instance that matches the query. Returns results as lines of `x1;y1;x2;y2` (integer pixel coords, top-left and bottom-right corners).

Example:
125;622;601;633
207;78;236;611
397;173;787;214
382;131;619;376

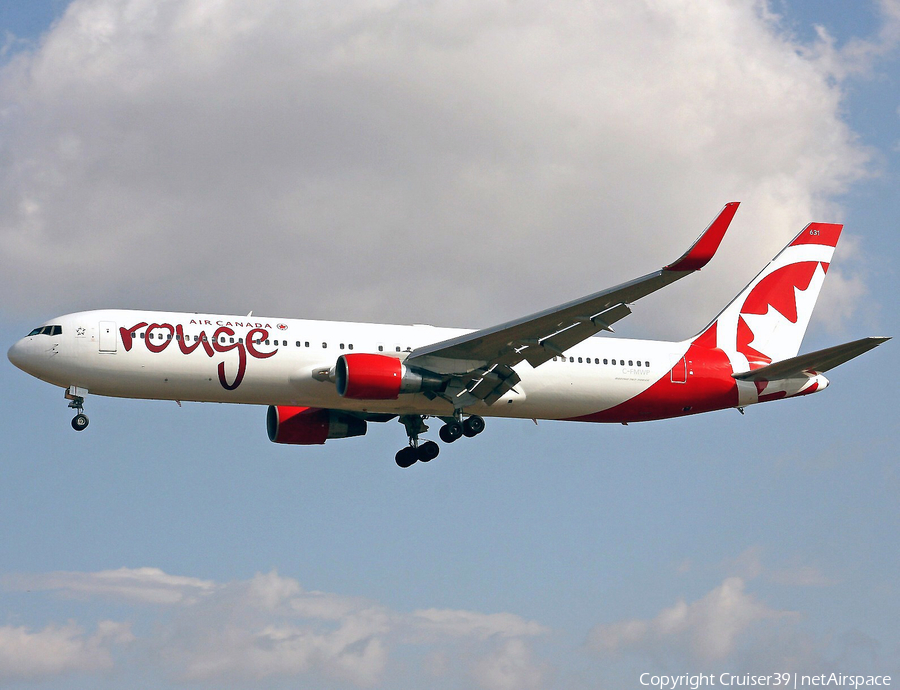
664;202;739;272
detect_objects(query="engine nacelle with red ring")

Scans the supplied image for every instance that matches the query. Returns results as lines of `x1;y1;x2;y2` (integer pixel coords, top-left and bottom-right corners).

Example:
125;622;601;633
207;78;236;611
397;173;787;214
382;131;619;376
334;353;445;400
266;406;367;445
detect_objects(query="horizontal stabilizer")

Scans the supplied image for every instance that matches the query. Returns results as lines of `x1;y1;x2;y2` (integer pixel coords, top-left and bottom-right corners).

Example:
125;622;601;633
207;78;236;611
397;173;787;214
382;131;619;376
733;337;890;382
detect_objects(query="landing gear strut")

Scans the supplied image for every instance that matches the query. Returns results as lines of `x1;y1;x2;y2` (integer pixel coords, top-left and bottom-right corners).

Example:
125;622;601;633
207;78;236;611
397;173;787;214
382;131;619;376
395;415;440;468
65;386;89;431
438;413;485;442
395;412;486;467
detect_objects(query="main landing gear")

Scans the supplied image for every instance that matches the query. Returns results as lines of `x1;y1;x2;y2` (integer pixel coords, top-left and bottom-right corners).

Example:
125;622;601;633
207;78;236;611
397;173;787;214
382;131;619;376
395;412;485;468
65;386;89;431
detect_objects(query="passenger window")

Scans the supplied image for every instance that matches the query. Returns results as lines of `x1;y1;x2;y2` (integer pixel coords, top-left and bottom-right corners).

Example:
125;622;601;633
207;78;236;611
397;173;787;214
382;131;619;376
578;357;582;363
340;343;345;350
569;357;574;362
628;360;633;366
395;346;401;352
323;342;327;348
349;344;354;350
378;345;384;352
603;358;607;364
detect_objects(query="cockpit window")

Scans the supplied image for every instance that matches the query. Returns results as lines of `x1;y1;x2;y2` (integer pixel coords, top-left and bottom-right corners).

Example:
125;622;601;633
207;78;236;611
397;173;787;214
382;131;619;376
27;325;62;336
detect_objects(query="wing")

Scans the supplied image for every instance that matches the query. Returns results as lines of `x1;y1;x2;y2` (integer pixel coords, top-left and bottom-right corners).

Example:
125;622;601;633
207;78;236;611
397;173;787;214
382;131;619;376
733;336;890;382
408;202;740;406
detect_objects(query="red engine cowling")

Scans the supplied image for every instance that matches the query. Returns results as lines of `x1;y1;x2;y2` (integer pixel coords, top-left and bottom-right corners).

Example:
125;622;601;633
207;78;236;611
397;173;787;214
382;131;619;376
334;353;448;400
267;406;367;445
335;353;404;399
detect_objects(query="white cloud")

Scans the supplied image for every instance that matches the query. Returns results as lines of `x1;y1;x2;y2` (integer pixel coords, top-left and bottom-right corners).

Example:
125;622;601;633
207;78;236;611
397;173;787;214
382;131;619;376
5;566;217;604
588;576;795;662
411;608;547;640
0;0;877;338
799;0;900;80
471;638;550;690
0;620;133;680
3;566;548;687
721;546;839;588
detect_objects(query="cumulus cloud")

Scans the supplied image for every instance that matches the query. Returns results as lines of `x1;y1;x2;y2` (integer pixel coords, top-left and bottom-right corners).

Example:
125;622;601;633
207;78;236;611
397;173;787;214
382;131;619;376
0;0;878;338
0;620;133;680
588;576;795;662
3;567;547;687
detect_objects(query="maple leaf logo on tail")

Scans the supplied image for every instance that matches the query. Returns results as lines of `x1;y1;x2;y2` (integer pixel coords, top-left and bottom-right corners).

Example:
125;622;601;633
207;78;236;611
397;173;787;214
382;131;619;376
691;222;842;373
736;261;827;368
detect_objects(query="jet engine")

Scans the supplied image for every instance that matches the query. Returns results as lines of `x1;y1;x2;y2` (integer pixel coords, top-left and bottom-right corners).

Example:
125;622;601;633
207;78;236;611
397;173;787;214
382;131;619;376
267;405;367;445
334;353;445;400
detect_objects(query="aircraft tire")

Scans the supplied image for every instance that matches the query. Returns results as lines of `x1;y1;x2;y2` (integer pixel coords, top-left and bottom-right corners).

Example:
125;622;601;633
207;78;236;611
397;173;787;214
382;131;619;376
71;414;89;431
463;415;485;437
395;446;418;468
417;441;440;462
439;422;463;443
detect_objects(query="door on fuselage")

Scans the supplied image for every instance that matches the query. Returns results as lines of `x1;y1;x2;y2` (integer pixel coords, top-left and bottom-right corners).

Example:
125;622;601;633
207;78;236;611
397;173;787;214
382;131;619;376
99;321;117;353
670;355;687;383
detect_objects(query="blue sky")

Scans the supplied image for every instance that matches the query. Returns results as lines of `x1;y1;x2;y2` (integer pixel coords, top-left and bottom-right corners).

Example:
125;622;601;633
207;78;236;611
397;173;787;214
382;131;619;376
1;1;897;688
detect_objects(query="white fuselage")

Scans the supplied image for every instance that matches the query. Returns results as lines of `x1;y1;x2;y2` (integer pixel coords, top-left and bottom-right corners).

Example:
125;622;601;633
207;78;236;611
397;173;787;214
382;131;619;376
8;309;690;421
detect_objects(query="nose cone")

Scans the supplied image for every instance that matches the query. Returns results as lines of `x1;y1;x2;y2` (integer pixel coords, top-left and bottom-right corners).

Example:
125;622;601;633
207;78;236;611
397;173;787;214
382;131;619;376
7;339;28;372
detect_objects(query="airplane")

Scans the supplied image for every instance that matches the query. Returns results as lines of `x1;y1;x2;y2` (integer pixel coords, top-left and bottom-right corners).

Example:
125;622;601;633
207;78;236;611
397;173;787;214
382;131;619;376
7;202;889;467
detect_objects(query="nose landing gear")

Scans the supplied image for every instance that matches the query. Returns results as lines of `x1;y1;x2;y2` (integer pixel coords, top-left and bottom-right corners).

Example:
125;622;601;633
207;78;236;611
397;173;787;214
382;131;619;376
65;386;89;431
